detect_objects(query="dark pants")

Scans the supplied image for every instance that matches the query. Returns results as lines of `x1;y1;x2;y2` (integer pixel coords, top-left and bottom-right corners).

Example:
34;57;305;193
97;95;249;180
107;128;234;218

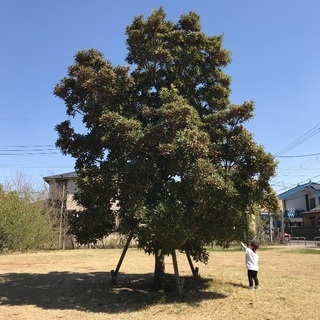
247;269;259;287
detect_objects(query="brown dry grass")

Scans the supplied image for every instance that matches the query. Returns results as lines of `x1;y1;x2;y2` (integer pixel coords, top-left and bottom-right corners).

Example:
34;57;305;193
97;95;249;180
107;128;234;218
0;246;319;320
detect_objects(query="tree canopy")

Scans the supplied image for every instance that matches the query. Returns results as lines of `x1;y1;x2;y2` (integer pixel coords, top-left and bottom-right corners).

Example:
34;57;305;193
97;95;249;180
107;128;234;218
54;8;278;289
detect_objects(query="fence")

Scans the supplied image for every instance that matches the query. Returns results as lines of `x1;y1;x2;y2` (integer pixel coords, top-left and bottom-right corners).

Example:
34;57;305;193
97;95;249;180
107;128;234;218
291;227;320;240
314;236;320;247
288;237;306;246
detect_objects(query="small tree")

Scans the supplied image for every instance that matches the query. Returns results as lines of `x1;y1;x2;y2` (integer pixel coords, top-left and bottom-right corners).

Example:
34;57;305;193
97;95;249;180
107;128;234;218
0;176;57;251
54;8;278;290
44;180;68;249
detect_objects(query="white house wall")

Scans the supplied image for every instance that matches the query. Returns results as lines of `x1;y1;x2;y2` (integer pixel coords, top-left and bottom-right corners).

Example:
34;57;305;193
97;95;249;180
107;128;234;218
284;190;319;211
284;196;306;210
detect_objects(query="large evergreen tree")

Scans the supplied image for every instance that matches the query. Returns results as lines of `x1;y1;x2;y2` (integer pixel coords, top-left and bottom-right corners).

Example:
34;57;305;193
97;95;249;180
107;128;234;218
54;8;278;290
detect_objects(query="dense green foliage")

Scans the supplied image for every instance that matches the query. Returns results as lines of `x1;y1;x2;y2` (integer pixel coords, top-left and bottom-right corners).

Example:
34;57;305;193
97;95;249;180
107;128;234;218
0;185;56;251
54;9;278;270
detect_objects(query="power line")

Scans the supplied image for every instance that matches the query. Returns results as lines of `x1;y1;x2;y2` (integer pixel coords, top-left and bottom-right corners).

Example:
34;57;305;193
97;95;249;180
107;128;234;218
274;174;320;193
0;145;55;148
0;152;59;156
275;152;320;158
276;154;320;175
0;148;56;152
0;145;58;155
0;118;59;121
275;122;320;156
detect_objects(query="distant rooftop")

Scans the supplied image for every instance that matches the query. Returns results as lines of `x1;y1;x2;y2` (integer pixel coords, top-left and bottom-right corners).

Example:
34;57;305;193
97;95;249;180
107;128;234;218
43;172;77;182
278;181;320;200
303;206;320;215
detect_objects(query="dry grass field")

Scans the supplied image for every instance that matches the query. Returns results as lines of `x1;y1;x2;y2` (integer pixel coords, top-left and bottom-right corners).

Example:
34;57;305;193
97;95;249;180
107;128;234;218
0;245;319;320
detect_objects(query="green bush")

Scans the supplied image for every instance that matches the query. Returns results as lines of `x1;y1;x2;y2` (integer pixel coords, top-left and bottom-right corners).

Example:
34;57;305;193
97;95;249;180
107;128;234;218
0;185;56;252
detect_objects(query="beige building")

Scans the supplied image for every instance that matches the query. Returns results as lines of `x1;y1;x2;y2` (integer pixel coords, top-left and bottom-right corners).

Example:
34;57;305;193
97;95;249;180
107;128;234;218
44;172;81;212
43;172;122;248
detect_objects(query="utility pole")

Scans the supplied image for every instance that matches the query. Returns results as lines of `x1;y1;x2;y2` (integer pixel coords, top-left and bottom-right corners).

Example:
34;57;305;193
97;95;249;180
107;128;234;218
269;212;273;243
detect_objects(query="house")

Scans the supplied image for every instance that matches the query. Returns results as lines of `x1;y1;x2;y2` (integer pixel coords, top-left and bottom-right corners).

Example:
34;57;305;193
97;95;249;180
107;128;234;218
302;207;320;227
43;172;121;248
44;171;120;212
43;172;80;249
43;172;80;212
278;181;320;239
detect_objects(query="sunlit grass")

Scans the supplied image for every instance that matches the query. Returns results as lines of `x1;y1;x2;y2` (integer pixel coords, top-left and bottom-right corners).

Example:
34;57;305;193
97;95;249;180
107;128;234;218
0;246;319;319
293;248;320;254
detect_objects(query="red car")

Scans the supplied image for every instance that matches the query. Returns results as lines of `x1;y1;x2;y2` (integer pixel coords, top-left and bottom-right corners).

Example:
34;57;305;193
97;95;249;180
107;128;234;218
280;232;291;241
270;231;291;241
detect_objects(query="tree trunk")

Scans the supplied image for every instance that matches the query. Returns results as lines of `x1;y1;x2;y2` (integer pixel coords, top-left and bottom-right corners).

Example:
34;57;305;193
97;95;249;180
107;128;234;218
153;250;165;291
111;235;132;284
186;251;199;278
172;250;183;296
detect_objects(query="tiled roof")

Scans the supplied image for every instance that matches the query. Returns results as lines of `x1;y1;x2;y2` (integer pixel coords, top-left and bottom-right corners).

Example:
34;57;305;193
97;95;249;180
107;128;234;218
43;172;77;181
278;181;320;200
303;206;320;215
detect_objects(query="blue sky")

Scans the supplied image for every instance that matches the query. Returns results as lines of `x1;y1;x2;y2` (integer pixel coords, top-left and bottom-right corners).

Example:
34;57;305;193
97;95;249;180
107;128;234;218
1;0;320;193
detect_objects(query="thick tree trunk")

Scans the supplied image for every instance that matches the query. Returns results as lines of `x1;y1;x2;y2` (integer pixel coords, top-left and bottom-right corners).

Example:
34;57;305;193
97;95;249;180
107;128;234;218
153;250;165;291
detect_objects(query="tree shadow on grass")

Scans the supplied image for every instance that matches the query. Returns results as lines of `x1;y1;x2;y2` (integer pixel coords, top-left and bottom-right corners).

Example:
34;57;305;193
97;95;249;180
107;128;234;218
227;281;248;289
0;271;226;313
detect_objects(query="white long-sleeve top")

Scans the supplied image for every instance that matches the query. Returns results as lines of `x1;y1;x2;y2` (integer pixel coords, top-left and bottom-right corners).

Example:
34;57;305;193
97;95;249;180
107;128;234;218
241;242;259;271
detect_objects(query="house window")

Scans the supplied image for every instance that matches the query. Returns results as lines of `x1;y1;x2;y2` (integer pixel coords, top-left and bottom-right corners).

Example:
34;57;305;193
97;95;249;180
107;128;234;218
310;198;316;210
316;216;320;227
